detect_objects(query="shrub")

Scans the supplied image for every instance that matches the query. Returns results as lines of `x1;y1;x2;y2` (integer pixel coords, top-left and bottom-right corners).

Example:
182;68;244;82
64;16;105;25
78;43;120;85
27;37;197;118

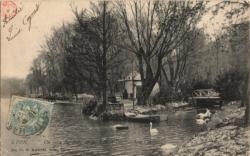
158;79;213;102
191;79;214;90
215;70;247;100
82;100;97;115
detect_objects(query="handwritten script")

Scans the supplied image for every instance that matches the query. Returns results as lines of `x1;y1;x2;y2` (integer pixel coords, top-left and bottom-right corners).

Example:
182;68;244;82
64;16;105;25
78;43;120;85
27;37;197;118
23;4;40;31
2;2;40;41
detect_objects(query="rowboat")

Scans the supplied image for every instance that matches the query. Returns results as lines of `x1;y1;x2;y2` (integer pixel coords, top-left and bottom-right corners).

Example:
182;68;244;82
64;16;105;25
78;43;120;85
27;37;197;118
112;124;129;130
126;114;161;123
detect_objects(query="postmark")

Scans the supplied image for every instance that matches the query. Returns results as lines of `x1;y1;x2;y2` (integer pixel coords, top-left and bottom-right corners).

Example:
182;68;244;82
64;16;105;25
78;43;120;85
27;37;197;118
1;0;17;22
7;96;52;136
1;1;40;41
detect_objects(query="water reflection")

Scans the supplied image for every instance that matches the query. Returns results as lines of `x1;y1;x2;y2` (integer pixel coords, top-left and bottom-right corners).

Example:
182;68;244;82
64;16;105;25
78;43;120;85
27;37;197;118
2;100;199;156
45;103;198;156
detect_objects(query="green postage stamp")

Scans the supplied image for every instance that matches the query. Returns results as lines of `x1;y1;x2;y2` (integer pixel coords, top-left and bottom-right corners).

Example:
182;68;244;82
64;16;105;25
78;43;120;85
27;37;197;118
7;96;53;136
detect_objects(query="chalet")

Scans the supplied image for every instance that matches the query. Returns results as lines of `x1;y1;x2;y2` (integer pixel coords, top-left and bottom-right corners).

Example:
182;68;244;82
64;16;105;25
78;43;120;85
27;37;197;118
118;72;160;99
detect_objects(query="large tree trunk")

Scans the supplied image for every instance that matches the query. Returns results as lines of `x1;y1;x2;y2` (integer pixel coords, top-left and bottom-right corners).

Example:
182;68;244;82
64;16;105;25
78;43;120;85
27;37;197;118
138;56;162;105
245;74;249;125
245;62;250;125
161;55;187;102
102;1;107;110
245;41;250;125
139;81;155;105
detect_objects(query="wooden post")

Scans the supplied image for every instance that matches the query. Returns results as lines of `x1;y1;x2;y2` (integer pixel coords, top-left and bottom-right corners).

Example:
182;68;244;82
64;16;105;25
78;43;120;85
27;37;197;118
246;66;250;125
132;60;135;110
245;36;250;125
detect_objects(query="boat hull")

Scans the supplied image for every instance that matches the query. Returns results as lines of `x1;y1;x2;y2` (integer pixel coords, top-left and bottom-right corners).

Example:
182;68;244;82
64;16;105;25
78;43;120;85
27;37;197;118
126;115;160;123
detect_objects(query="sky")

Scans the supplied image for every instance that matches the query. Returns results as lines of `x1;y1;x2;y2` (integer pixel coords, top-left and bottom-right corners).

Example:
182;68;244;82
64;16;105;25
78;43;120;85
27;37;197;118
1;0;248;79
1;0;91;79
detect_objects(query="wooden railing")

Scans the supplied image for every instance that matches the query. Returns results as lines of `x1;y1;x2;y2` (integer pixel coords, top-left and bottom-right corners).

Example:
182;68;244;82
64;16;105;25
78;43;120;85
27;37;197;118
192;89;219;97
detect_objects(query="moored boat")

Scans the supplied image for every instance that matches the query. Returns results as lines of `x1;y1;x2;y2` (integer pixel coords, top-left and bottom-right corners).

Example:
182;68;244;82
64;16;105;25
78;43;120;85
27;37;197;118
112;124;129;130
126;114;161;123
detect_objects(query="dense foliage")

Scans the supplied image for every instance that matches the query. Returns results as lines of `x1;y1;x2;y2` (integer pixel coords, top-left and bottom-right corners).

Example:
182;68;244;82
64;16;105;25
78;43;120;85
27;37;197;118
215;70;247;101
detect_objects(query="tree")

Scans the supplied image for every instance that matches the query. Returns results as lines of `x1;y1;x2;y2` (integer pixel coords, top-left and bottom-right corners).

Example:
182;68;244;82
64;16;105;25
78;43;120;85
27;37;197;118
205;1;249;124
27;23;81;97
246;65;250;125
116;0;205;105
26;54;49;95
26;2;128;107
41;24;73;94
71;1;125;109
161;29;205;100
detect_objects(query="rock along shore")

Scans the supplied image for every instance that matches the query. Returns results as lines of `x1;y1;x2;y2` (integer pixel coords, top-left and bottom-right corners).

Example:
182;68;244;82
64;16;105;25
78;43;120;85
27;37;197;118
173;125;248;156
169;101;249;156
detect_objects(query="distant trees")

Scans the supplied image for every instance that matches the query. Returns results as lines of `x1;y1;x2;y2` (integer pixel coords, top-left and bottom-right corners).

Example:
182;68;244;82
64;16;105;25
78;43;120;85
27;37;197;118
43;25;72;94
26;24;73;96
1;78;26;98
26;55;46;95
116;0;205;104
26;2;127;110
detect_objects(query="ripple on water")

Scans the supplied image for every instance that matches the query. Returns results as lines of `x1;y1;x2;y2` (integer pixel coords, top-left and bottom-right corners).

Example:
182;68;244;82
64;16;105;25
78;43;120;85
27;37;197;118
5;102;199;156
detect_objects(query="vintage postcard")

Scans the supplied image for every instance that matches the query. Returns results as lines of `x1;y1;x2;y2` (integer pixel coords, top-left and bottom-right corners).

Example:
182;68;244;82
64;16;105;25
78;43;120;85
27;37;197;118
1;0;250;156
2;96;53;156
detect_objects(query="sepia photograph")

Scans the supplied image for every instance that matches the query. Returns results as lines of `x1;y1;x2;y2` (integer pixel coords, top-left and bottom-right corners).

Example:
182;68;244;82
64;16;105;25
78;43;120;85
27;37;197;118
1;0;250;155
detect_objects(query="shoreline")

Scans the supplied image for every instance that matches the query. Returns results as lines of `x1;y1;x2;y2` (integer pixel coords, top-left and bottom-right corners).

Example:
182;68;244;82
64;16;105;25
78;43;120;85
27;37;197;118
166;101;249;156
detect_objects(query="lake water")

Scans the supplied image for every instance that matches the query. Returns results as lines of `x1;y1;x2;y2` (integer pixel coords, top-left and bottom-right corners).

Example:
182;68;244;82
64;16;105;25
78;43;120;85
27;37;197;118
1;98;199;156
